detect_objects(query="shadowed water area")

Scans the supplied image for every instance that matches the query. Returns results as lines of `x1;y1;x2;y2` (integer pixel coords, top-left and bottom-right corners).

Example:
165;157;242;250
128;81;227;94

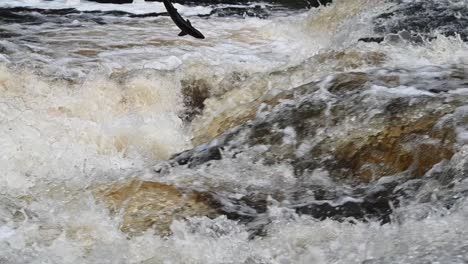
0;0;467;263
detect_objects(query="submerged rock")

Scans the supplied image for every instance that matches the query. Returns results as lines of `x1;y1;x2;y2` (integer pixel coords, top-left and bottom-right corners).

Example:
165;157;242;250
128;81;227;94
373;0;468;42
182;66;465;182
93;179;219;236
155;65;468;225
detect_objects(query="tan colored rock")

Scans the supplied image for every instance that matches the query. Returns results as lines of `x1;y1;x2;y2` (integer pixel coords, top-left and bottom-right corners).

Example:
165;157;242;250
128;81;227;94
191;88;296;146
327;72;370;94
335;105;456;182
93;179;218;236
316;51;387;72
192;104;258;146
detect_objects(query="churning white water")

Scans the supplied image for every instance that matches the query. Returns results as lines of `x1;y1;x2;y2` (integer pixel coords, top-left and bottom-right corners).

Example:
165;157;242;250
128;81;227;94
0;0;467;263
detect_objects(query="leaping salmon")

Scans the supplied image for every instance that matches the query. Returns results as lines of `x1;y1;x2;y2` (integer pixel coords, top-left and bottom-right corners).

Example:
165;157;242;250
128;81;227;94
163;0;205;39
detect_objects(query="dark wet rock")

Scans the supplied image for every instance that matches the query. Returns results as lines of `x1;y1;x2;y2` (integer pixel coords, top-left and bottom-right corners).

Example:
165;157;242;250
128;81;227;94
0;7;46;24
129;12;167;18
294;195;394;224
154;65;468;226
373;0;468;41
180;67;465;182
194;175;406;231
197;4;291;19
209;5;272;19
171;145;223;167
205;193;269;223
0;7;111;26
384;30;424;44
358;37;384;43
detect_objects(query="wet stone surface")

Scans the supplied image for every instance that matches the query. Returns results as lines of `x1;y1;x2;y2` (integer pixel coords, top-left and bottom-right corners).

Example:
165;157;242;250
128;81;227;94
148;65;468;231
373;0;468;41
93;179;219;236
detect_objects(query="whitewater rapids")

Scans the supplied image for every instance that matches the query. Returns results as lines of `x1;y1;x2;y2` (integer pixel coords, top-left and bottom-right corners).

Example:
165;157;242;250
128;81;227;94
0;0;467;263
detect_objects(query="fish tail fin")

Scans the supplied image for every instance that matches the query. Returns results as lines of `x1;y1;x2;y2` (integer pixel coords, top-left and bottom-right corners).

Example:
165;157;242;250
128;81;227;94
178;31;188;36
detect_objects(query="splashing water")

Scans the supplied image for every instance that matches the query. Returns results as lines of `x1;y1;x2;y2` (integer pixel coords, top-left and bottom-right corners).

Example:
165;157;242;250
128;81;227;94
0;0;468;263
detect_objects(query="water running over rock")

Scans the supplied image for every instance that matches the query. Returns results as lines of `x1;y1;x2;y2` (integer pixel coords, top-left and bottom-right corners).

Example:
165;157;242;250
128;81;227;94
0;0;467;263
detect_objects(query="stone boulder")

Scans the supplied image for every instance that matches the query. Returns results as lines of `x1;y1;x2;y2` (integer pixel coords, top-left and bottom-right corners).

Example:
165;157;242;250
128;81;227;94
148;66;466;226
176;66;466;183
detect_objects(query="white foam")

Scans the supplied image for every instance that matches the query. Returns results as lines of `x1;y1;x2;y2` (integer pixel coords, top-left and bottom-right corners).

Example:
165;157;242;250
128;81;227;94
0;66;190;192
1;199;468;263
366;85;435;97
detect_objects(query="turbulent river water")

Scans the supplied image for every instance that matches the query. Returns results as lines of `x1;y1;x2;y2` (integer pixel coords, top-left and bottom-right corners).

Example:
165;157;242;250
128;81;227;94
0;0;467;263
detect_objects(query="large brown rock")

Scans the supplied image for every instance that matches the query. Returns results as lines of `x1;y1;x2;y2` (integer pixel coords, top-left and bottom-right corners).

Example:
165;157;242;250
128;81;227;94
156;66;467;225
334;101;456;181
172;66;467;183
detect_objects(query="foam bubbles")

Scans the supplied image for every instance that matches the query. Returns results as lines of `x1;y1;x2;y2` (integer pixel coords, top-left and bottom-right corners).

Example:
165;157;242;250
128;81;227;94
0;66;189;192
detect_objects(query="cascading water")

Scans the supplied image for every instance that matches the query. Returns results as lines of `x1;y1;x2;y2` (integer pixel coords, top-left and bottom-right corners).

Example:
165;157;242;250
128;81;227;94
0;0;467;263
